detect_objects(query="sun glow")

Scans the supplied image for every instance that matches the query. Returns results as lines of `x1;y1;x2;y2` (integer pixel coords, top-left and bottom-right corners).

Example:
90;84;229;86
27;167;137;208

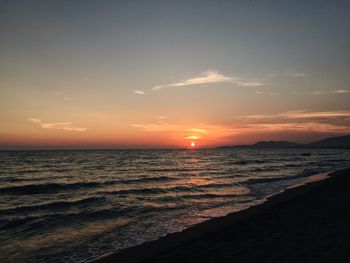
190;142;196;147
185;135;201;140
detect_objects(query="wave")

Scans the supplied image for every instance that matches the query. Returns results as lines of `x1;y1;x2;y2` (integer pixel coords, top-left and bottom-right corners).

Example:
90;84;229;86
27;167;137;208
96;187;170;196
0;202;187;232
0;176;178;195
325;158;348;162
96;181;243;197
251;167;281;172
0;206;133;232
0;177;41;183
146;167;204;172
244;173;308;185
283;163;301;168
118;176;177;184
0;182;102;195
157;192;251;202
0;196;106;215
224;160;268;165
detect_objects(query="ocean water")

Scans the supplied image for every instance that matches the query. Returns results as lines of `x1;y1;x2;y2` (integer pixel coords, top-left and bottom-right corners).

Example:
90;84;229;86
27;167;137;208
0;148;350;263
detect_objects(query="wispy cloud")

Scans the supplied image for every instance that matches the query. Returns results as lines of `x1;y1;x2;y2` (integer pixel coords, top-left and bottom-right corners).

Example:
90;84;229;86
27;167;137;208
28;118;87;132
53;91;73;100
239;110;350;120
265;70;309;79
131;123;233;143
131;109;349;145
28;118;41;124
285;70;309;78
131;123;179;132
255;91;283;96
152;70;264;91
292;72;309;78
281;110;350;119
133;90;146;95
304;89;350;95
131;109;350;145
241;122;349;133
334;89;350;94
234;110;350;134
187;128;208;134
132;118;349;142
237;110;350;134
185;135;201;140
132;124;210;134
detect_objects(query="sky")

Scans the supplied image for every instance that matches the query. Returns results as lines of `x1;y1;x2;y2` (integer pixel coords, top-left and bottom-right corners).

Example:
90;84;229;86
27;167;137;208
0;0;350;149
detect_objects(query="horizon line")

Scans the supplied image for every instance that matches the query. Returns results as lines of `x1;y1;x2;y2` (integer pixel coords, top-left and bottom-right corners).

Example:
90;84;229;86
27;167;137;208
1;134;348;151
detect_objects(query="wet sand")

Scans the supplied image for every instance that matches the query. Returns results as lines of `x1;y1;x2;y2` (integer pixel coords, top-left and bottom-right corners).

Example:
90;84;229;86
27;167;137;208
90;168;350;263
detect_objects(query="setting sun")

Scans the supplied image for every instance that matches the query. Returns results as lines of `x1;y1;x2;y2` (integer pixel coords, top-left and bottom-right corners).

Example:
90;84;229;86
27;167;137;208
190;142;196;147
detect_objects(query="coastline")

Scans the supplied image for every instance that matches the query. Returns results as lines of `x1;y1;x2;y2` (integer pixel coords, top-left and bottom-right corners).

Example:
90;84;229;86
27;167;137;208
89;168;350;263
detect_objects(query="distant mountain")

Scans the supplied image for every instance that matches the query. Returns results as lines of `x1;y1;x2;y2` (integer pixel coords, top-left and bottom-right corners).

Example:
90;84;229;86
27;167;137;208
307;135;350;148
219;135;350;149
252;141;302;148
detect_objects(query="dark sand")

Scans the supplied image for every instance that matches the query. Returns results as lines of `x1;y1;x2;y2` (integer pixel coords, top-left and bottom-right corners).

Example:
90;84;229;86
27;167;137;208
91;168;350;263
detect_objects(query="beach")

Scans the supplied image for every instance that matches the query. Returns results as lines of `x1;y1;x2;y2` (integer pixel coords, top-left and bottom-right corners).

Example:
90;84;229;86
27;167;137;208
91;168;350;263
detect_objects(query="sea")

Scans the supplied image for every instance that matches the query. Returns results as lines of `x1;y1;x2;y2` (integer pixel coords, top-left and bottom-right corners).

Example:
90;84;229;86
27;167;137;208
1;148;350;263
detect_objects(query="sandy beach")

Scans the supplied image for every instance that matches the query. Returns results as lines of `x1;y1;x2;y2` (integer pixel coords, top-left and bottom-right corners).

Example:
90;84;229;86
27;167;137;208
91;168;350;263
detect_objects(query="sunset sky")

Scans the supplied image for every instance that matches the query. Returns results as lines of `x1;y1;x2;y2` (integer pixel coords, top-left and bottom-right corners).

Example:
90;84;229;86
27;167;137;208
1;1;350;149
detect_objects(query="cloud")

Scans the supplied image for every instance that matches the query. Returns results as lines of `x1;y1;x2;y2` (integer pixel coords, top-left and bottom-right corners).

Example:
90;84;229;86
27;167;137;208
133;90;145;95
280;110;350;119
131;109;350;145
241;122;349;133
28;118;87;132
304;89;350;95
53;91;73;100
334;89;350;94
40;122;72;129
232;110;350;134
131;124;210;134
239;110;350;120
131;123;233;142
236;110;350;135
130;123;179;132
292;72;309;78
28;118;41;124
185;135;201;140
158;116;168;119
307;91;325;95
152;70;264;91
187;128;207;134
61;127;87;132
132;119;349;142
284;70;309;78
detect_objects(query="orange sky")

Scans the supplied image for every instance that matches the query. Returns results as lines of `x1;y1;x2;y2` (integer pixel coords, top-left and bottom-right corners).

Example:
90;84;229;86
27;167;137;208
1;109;349;149
1;2;350;149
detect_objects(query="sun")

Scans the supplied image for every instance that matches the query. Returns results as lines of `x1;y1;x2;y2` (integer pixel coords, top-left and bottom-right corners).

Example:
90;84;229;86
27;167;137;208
190;142;196;147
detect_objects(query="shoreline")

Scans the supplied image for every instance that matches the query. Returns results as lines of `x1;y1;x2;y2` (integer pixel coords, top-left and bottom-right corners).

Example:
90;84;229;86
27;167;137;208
89;168;350;263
